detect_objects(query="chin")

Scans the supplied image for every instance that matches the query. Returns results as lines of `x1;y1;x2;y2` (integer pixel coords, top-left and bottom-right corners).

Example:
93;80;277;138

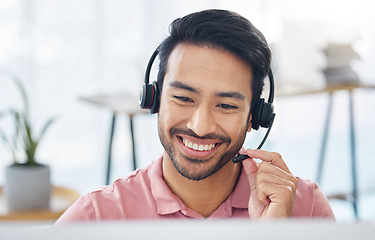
170;151;236;181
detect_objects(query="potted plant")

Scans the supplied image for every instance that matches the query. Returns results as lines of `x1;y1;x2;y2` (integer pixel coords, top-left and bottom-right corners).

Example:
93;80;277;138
0;70;55;212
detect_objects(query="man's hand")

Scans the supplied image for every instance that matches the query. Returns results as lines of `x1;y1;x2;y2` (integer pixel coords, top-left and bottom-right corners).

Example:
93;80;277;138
242;149;298;219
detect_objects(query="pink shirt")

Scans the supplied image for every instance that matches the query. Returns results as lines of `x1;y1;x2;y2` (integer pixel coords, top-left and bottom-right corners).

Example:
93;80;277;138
56;156;334;224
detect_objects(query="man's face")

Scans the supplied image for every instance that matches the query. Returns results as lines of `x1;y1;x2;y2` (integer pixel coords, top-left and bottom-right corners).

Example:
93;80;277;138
158;43;253;181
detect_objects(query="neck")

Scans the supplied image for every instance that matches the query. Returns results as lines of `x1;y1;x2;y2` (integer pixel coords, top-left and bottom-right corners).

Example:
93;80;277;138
162;152;242;218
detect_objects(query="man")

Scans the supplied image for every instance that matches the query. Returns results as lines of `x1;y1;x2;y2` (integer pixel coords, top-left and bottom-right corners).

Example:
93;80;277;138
56;9;334;223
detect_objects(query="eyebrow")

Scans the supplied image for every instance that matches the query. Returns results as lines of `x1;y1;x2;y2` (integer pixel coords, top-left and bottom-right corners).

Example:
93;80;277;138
169;80;246;100
169;81;199;93
215;91;246;100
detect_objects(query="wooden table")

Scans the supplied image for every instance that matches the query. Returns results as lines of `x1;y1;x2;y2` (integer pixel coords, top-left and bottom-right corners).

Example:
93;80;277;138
277;82;375;219
80;92;147;185
0;186;80;221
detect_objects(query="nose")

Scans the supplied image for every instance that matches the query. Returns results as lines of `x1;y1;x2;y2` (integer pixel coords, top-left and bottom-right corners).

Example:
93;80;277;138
186;104;218;137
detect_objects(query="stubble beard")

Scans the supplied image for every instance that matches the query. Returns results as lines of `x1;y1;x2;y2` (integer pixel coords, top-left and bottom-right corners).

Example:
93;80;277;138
158;121;247;181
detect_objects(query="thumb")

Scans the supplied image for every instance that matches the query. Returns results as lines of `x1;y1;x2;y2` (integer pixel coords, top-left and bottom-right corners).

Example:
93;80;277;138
242;157;258;191
242;157;267;219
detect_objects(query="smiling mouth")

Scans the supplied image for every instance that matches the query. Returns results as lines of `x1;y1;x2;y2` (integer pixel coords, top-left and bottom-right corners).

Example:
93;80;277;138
180;137;220;152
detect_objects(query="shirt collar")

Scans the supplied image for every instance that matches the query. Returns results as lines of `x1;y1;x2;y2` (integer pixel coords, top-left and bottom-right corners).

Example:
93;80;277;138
149;156;184;215
149;156;250;216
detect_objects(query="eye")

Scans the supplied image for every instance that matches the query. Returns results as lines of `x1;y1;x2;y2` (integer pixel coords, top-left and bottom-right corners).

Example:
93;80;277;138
217;104;238;110
174;96;194;103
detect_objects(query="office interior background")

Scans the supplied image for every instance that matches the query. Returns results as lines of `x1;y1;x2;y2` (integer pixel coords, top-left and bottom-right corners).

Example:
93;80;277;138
0;0;374;223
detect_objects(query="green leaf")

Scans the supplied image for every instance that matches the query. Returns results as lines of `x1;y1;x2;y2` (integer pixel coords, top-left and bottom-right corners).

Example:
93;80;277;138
38;117;56;142
8;72;30;121
24;116;33;144
0;70;55;165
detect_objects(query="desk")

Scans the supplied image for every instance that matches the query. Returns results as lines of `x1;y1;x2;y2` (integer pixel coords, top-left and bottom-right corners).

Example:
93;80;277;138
277;82;375;219
0;186;79;221
80;93;147;185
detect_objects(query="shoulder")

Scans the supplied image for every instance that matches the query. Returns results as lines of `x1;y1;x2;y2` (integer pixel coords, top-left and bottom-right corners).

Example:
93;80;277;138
88;167;151;202
55;191;97;224
89;164;156;205
295;177;318;196
56;158;163;224
292;177;335;219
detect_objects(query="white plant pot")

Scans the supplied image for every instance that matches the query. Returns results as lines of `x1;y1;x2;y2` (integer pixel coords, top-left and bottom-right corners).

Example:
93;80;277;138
5;164;51;212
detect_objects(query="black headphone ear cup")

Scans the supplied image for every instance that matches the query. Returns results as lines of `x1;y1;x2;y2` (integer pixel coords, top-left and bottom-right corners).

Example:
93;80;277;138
251;98;274;130
149;81;160;114
251;98;264;130
259;102;274;128
139;83;154;110
140;47;160;114
139;81;159;113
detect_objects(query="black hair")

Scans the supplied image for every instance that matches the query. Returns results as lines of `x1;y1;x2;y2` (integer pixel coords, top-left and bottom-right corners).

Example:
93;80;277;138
157;9;271;112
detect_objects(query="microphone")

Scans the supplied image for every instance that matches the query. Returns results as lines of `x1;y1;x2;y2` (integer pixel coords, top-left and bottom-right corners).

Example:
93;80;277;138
232;114;275;163
232;154;249;163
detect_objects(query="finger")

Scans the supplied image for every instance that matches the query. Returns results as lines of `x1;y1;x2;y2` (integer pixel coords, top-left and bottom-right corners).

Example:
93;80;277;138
238;147;246;155
245;149;291;174
242;157;258;190
256;170;297;192
257;161;297;186
257;182;296;217
257;181;296;204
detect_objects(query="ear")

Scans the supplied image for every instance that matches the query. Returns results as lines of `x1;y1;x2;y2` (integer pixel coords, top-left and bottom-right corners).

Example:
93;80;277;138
247;114;252;132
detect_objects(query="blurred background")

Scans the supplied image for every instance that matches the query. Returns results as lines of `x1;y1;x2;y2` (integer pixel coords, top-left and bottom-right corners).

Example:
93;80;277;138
0;0;374;223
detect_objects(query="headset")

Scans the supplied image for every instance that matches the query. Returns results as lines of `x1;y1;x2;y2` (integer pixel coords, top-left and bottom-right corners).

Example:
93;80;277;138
139;46;276;163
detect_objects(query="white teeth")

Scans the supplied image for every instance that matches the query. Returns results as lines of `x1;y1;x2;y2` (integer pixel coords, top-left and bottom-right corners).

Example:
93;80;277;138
182;138;216;151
